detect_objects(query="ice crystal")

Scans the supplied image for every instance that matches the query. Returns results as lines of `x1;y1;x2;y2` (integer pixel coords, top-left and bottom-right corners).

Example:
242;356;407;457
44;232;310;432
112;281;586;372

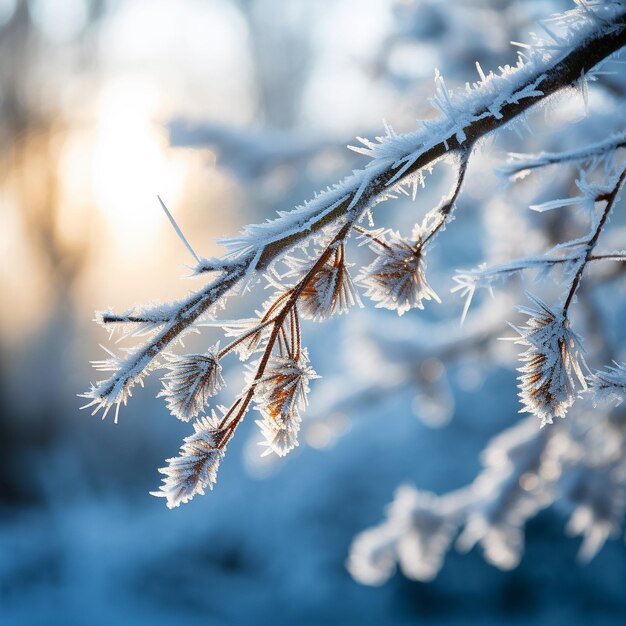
358;229;440;315
158;344;225;421
79;347;157;423
252;350;318;457
150;411;227;508
511;294;587;425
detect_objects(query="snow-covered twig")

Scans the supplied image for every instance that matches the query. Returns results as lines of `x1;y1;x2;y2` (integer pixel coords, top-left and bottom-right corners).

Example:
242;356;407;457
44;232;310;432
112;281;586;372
83;3;626;504
562;165;626;314
498;130;626;179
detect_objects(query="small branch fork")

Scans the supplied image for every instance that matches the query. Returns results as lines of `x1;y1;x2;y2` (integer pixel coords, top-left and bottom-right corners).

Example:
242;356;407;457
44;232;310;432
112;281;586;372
215;223;351;445
498;132;626;178
211;155;472;449
563;166;626;315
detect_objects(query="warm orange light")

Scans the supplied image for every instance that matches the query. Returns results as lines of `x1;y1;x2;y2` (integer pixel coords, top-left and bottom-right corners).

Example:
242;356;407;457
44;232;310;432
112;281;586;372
91;78;186;257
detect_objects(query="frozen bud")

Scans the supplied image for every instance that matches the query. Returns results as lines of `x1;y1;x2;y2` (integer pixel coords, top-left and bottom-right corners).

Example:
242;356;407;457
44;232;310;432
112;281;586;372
359;229;440;316
252;350;318;457
150;410;228;508
158;344;225;421
511;294;586;426
292;245;361;321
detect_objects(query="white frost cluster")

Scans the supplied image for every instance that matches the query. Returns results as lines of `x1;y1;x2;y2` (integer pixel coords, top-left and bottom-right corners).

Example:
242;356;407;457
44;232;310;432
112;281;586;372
150;411;226;508
348;487;458;585
252;350;318;457
456;419;554;570
358;229;440;316
561;459;626;563
511;293;587;426
158;344;225;421
348;418;559;584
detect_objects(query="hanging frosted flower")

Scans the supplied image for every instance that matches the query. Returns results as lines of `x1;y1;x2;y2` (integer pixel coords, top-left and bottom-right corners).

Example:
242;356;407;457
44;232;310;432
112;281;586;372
511;293;586;426
252;349;318;457
150;410;228;508
358;228;440;315
587;362;626;407
158;344;225;421
290;244;362;321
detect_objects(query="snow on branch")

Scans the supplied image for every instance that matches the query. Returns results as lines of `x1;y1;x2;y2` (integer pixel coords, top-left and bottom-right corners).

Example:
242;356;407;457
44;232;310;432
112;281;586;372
498;130;626;180
348;418;555;583
588;361;626;405
83;2;626;506
350;408;626;583
452;250;626;322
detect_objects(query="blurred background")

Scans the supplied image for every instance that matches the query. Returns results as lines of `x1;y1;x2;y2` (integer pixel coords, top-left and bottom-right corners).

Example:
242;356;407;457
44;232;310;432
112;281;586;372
1;0;626;624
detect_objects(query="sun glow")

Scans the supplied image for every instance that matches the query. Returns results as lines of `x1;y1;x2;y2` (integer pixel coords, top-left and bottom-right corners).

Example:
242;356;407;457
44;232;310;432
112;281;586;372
91;78;186;256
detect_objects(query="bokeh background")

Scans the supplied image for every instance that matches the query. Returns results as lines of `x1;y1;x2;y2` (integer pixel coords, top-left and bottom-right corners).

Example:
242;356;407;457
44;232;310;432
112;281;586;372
1;1;625;624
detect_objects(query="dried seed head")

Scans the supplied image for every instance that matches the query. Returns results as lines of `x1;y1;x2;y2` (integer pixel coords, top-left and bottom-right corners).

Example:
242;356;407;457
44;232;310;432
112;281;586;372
158;344;225;421
512;294;586;426
290;245;362;321
252;350;318;457
358;229;440;315
150;410;228;508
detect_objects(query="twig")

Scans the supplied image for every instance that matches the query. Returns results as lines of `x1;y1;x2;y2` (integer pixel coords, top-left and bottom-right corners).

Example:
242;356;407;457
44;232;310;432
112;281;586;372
563;166;626;314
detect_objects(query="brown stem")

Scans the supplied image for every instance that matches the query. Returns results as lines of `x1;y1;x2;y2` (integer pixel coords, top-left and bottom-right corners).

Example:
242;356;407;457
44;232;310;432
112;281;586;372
352;225;393;251
217;316;278;359
422;151;469;247
218;224;352;447
563;166;626;315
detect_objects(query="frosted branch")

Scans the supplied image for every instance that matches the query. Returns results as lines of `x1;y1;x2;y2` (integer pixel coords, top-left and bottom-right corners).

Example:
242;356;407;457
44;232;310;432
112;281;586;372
498;130;626;179
81;2;626;508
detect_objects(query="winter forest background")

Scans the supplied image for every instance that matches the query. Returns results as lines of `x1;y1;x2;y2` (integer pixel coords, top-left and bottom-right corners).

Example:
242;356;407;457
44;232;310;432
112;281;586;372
1;1;626;624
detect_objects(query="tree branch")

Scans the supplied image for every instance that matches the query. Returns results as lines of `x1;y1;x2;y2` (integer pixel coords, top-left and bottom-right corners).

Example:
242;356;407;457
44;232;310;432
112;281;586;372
85;5;626;417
